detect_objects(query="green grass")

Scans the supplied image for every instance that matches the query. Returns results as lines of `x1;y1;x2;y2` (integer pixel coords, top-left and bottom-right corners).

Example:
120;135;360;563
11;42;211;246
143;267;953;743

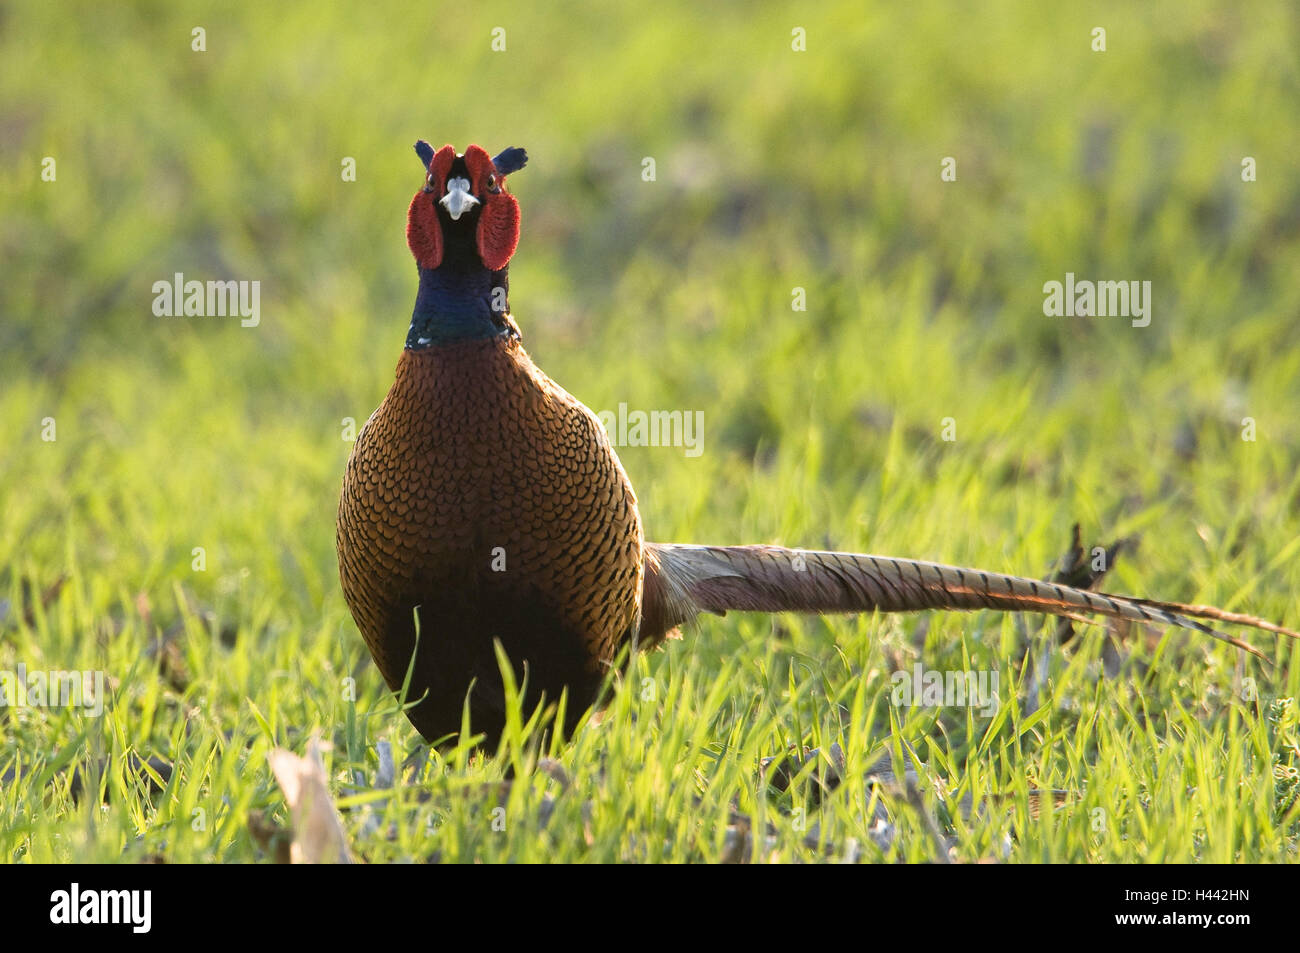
2;0;1298;862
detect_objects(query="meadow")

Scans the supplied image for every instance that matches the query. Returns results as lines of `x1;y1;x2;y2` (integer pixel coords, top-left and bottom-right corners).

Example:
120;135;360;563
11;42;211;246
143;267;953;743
1;0;1298;862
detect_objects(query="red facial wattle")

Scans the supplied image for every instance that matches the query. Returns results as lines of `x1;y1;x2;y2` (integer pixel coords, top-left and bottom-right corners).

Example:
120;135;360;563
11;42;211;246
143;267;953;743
463;145;520;272
406;144;455;270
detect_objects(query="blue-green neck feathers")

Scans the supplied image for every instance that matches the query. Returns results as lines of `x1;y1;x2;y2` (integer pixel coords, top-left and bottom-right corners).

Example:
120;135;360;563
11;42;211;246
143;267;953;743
406;262;510;348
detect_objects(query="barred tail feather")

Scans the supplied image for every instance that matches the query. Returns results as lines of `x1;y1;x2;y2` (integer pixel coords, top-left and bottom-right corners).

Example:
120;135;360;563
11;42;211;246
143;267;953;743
639;543;1298;659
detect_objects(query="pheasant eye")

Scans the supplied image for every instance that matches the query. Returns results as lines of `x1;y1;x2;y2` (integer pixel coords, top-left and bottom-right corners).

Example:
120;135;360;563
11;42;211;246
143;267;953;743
486;174;499;193
423;173;435;193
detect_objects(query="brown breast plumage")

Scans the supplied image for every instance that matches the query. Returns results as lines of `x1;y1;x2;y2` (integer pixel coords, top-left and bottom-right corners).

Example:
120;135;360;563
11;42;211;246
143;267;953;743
336;334;644;744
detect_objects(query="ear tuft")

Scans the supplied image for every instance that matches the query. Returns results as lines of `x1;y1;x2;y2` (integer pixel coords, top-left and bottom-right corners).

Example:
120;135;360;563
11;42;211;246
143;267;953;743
492;147;528;176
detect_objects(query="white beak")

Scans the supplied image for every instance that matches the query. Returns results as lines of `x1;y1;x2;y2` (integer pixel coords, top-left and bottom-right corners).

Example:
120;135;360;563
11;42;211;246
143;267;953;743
440;176;480;221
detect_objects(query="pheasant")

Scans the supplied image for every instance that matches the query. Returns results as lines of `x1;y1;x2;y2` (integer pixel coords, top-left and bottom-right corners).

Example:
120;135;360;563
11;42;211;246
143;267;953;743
337;141;1298;748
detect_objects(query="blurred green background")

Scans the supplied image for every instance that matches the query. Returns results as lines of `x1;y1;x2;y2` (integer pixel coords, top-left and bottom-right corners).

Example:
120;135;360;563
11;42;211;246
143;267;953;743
2;1;1299;862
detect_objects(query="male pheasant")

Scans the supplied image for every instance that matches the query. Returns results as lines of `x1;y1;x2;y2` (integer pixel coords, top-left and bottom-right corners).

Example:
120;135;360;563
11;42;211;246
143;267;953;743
337;141;1298;747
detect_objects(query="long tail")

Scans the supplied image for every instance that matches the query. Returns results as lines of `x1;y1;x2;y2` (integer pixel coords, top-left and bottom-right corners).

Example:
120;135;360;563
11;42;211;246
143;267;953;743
639;543;1299;658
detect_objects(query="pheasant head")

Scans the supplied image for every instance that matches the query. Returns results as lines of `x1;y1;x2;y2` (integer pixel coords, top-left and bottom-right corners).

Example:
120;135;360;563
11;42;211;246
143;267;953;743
406;141;528;272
